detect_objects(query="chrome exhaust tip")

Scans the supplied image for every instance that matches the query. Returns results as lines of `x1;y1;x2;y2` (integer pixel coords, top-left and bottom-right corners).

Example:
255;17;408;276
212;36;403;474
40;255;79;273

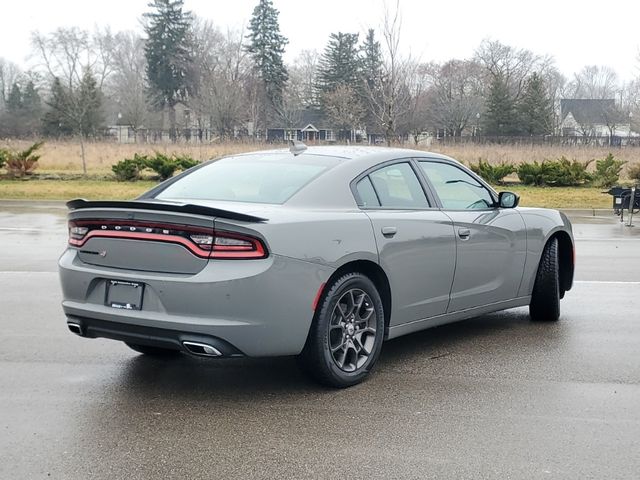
67;322;83;336
182;341;222;357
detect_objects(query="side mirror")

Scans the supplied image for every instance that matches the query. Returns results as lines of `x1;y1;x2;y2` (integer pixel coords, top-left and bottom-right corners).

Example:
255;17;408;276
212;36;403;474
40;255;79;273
498;191;519;208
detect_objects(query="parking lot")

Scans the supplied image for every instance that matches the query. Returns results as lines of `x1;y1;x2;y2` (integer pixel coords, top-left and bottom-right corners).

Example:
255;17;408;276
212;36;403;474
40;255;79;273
1;201;639;479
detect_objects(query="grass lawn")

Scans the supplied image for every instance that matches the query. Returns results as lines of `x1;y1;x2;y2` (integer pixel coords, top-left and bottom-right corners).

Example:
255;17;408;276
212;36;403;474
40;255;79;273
501;185;610;209
0;178;613;208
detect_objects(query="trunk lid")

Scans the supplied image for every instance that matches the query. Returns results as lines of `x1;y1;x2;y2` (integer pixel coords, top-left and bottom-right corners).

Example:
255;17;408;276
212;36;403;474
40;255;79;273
67;199;267;274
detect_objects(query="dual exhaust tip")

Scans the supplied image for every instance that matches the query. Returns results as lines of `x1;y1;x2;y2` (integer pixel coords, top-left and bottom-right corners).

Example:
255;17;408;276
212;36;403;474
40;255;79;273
66;322;222;357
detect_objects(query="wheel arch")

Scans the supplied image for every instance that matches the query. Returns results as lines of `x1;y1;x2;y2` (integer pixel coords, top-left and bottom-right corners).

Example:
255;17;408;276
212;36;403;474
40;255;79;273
548;230;574;297
322;260;392;339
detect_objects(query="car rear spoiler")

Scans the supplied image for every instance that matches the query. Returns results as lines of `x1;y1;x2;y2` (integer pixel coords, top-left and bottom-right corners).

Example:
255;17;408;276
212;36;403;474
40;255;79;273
66;199;268;223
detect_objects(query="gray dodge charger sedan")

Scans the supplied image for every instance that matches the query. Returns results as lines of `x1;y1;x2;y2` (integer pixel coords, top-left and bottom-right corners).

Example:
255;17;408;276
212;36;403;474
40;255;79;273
59;146;574;387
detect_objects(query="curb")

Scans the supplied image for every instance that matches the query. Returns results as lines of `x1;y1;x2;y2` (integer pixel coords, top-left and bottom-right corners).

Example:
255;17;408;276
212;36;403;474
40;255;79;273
560;208;612;217
0;199;67;208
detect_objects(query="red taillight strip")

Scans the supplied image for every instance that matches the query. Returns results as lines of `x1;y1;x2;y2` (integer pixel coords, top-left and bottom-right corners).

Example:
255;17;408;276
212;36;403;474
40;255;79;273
212;240;266;259
70;230;212;258
68;223;268;260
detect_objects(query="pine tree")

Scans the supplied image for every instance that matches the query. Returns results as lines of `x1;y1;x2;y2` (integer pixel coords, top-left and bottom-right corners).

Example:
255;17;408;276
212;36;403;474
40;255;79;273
76;69;103;136
144;0;193;133
22;81;42;115
6;83;22;113
484;75;519;136
361;29;382;91
42;72;102;173
360;29;382;132
42;78;73;136
245;0;289;112
517;72;554;135
316;32;361;94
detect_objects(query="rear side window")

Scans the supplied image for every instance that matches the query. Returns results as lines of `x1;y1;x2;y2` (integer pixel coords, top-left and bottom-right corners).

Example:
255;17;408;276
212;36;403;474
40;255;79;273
155;154;340;204
355;177;380;207
367;162;429;208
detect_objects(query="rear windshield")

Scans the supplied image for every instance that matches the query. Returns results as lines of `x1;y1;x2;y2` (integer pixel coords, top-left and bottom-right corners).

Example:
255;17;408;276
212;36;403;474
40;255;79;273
154;153;341;204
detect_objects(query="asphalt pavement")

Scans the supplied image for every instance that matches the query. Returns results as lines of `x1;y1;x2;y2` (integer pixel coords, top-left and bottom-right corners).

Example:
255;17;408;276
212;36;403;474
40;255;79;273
0;201;639;479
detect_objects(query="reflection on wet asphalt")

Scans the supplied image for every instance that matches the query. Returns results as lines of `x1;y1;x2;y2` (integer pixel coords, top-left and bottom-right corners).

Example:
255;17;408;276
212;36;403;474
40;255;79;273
1;202;639;479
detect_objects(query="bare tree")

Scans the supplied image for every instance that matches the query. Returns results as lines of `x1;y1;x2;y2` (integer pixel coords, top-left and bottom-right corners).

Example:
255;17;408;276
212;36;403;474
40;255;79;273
0;58;23;109
323;85;365;142
288;49;319;107
189;19;251;139
31;27;115;90
31;27;112;173
104;31;150;136
424;59;484;137
474;39;554;101
568;65;619;99
363;1;416;146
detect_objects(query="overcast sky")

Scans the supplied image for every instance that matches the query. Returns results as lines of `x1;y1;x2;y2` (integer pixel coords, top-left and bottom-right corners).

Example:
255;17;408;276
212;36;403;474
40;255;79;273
1;0;639;80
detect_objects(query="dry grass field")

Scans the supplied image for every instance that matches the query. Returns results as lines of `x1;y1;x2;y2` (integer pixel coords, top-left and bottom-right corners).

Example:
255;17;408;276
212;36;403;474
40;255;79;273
2;138;640;175
0;139;270;174
0;139;637;207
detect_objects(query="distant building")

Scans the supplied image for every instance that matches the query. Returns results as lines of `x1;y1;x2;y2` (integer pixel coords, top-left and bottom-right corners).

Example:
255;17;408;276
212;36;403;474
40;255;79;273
560;99;632;139
266;108;335;142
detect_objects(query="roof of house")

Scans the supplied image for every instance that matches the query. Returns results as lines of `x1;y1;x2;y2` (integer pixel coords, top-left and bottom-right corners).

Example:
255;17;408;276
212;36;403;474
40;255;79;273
270;109;330;129
560;99;622;125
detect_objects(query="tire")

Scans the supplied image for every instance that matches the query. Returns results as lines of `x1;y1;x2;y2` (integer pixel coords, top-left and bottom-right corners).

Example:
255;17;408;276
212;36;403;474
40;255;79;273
529;237;561;322
125;342;181;357
299;272;385;388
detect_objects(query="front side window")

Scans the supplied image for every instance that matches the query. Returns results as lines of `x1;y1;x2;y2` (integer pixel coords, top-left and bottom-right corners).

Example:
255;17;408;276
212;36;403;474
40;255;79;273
419;161;494;210
367;162;429;208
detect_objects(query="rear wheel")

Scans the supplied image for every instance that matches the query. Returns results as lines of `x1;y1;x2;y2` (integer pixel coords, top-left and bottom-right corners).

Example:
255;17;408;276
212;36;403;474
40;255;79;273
125;342;181;357
299;272;385;388
529;237;560;322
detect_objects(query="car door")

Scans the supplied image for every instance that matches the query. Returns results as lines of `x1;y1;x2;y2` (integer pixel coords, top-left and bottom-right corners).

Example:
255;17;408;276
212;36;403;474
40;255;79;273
353;161;456;326
417;160;527;313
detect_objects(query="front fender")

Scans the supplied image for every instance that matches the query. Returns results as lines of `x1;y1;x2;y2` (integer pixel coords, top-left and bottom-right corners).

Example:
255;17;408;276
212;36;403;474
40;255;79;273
517;208;574;297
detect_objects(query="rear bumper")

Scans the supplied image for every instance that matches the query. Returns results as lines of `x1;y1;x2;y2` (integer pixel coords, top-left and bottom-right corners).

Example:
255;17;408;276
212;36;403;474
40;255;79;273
66;316;244;356
59;248;334;356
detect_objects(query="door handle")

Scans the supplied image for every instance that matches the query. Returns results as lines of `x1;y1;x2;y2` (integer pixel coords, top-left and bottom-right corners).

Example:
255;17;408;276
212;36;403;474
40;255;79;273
381;226;397;237
457;228;471;239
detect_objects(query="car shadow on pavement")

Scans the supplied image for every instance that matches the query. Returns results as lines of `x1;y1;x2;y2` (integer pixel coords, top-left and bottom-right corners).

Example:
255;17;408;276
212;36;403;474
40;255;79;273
106;306;563;399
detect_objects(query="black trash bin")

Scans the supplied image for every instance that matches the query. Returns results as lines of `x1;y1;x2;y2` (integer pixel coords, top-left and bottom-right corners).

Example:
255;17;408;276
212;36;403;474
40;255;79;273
606;186;640;216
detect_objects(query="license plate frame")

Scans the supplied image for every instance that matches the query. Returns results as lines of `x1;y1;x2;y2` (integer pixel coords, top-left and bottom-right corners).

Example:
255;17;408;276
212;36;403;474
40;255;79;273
105;280;145;311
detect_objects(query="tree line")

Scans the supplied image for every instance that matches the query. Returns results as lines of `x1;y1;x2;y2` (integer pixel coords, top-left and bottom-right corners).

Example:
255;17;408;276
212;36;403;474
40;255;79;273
0;0;639;149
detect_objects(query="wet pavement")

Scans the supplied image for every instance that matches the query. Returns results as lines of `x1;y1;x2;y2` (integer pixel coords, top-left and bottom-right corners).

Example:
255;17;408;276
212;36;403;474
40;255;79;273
1;202;639;479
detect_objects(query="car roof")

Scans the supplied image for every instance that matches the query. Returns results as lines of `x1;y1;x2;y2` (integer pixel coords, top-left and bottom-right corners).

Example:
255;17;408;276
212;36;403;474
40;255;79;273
232;145;452;162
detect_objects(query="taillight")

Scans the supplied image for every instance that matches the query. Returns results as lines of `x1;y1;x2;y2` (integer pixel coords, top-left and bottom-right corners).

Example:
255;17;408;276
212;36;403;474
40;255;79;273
210;232;266;259
68;220;267;259
69;224;89;241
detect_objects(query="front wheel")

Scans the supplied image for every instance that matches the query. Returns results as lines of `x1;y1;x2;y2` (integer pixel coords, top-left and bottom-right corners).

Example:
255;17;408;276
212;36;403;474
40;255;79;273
299;272;385;388
529;238;560;322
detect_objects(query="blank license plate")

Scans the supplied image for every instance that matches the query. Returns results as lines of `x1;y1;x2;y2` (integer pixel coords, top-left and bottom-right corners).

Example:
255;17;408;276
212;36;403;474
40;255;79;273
105;280;144;310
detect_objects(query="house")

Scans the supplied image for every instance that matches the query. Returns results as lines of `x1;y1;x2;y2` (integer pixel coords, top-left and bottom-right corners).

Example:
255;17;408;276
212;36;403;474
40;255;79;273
266;109;335;142
560;99;631;139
